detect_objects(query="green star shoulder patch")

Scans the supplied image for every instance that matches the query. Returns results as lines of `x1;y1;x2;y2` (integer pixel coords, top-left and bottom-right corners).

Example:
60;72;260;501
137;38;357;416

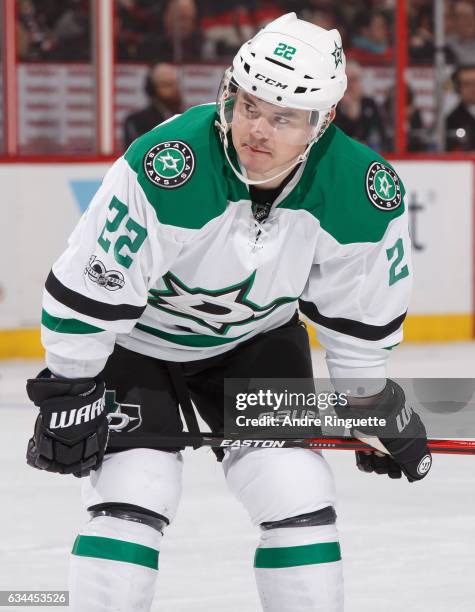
365;161;402;211
143;140;195;189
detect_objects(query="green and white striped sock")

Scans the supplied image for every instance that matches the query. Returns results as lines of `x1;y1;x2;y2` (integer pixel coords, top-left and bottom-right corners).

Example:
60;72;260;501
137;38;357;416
254;525;344;612
69;516;161;612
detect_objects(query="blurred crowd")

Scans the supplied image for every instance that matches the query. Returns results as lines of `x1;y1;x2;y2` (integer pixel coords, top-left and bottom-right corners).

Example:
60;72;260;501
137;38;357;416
113;0;395;64
19;0;475;66
16;0;475;152
17;0;91;61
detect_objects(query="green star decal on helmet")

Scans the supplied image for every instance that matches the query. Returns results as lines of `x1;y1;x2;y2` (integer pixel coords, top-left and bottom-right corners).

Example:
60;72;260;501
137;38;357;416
331;42;343;68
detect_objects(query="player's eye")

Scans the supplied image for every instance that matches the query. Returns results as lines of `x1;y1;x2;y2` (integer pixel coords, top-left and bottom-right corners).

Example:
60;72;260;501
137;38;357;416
244;103;258;116
274;115;290;125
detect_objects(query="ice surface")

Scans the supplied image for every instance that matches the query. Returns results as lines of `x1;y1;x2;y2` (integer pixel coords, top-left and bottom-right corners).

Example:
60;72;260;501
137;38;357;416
1;345;474;611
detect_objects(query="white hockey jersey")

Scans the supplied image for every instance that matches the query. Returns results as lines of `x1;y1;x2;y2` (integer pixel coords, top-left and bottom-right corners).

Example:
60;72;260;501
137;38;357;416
42;104;412;386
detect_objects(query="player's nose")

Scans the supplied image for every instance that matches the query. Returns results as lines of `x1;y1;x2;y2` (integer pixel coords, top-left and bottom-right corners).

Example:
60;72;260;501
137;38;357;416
249;116;272;140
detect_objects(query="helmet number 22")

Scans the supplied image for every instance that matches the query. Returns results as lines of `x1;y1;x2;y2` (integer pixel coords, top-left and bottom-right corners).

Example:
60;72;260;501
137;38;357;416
273;42;297;61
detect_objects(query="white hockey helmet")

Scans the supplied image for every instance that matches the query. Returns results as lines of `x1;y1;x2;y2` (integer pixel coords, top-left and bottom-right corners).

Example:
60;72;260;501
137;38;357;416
216;13;348;185
233;12;347;111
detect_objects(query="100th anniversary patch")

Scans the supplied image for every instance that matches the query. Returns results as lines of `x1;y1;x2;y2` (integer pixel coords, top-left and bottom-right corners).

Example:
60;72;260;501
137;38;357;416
85;255;125;291
365;161;402;211
143;141;195;189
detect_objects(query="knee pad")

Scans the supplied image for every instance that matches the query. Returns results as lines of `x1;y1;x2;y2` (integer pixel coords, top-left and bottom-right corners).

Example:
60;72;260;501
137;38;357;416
261;506;336;530
223;447;336;525
82;448;183;524
88;502;169;533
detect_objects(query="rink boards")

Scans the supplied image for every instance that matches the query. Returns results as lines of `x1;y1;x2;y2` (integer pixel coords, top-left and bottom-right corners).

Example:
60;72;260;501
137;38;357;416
1;159;473;357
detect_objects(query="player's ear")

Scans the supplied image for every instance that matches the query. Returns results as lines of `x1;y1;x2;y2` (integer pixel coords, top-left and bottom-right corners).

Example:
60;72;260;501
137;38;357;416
329;107;337;123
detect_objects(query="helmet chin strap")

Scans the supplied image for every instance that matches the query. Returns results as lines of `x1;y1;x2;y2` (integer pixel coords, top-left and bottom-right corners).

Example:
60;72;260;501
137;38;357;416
215;119;316;187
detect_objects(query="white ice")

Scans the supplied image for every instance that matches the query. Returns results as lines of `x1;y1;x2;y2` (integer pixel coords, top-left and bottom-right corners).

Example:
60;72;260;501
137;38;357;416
1;344;474;611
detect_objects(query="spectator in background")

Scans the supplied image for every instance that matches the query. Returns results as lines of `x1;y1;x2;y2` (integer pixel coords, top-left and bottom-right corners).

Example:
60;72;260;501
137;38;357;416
17;0;54;60
200;1;254;60
48;0;90;61
17;0;92;61
301;4;348;45
383;85;429;151
446;65;475;150
446;1;475;65
409;2;435;64
116;0;158;61
444;0;457;39
351;10;390;53
333;60;388;151
349;10;392;63
138;0;203;62
123;63;184;149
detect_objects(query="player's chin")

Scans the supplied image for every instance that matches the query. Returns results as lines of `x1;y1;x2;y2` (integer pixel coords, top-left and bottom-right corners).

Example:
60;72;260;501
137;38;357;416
239;152;274;174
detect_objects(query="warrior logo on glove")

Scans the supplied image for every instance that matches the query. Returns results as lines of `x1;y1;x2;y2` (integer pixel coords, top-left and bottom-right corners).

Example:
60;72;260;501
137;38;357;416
417;454;432;476
49;395;105;429
26;370;108;478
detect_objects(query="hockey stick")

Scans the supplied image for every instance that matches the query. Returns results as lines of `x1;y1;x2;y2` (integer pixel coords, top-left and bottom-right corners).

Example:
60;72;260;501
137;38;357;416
107;433;475;455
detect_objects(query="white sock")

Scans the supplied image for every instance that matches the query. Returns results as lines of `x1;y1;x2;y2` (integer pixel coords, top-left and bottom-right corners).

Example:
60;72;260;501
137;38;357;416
254;524;344;612
69;515;161;612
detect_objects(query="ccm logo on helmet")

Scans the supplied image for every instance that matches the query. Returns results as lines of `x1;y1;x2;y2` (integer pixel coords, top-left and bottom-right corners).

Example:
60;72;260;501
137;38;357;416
255;73;288;89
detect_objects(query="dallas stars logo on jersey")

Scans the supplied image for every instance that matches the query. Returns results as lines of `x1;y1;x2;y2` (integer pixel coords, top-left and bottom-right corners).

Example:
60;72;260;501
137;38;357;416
365;161;402;211
148;271;297;335
143;141;195;189
105;390;142;433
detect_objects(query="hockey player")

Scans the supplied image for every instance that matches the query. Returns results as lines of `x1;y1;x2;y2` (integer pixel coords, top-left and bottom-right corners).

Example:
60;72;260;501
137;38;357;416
26;13;431;612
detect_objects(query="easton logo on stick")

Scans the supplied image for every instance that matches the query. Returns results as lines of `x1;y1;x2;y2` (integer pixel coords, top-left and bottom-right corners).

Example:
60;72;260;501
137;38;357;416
365;161;402;211
143;141;195;189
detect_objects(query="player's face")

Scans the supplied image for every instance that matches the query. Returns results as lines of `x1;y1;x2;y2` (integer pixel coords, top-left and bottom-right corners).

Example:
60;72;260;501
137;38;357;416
231;91;313;179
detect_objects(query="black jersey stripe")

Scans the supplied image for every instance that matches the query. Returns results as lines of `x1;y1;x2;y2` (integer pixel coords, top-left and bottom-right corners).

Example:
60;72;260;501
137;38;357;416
298;299;406;341
46;271;146;322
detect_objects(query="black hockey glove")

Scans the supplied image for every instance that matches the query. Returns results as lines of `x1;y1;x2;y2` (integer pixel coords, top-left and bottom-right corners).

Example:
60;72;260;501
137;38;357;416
335;379;432;482
26;369;108;478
